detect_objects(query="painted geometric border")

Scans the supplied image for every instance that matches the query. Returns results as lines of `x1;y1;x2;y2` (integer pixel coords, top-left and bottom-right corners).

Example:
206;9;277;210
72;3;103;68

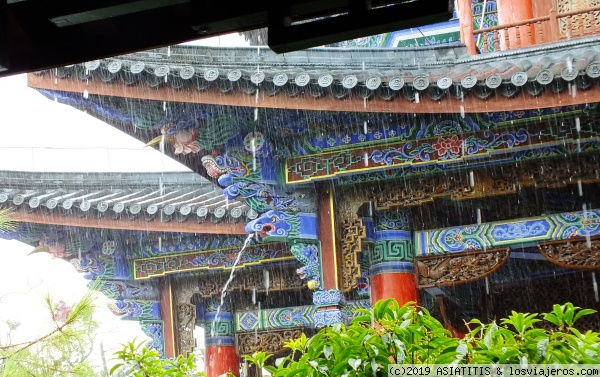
235;305;316;332
415;209;600;255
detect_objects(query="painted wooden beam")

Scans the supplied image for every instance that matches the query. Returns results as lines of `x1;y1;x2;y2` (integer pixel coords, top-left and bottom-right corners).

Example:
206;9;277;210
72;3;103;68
12;209;247;235
29;73;600;114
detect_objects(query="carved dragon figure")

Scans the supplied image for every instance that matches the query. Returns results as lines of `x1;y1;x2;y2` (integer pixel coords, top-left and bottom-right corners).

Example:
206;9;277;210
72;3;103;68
245;210;297;240
290;243;321;289
200;151;250;187
146;115;241;155
224;182;306;213
70;254;110;280
202;150;307;212
108;299;143;319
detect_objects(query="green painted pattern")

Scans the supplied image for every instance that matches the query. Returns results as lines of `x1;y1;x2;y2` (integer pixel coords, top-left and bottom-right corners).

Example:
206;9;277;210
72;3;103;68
371;239;413;264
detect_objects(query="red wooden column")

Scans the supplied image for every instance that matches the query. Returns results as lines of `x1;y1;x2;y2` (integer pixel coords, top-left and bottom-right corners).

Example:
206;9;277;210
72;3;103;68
316;181;340;291
369;209;418;307
204;298;239;377
312;182;345;327
205;346;238;377
159;277;176;359
370;274;418;305
497;0;535;48
457;0;477;55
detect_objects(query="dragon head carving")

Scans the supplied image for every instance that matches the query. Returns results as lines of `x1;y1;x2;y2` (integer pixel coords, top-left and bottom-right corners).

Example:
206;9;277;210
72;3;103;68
201;151;248;187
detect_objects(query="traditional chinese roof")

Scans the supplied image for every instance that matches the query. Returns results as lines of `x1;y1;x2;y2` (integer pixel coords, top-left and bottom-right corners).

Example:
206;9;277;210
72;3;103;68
30;36;600;110
0;171;254;228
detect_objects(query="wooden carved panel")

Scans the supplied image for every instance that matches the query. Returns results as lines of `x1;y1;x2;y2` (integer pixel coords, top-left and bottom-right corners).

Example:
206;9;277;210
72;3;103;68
376;175;459;209
177;303;197;357
416;248;510;288
237;328;304;356
368;156;600;211
557;0;600;35
195;268;304;298
339;216;366;292
375;170;519;210
175;279;199;305
538;236;600;269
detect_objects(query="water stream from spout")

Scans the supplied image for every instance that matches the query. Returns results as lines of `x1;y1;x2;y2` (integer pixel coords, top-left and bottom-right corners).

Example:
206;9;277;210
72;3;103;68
210;233;255;337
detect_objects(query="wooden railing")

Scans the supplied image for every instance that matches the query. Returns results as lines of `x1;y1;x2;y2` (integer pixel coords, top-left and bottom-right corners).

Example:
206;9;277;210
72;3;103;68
471;6;600;53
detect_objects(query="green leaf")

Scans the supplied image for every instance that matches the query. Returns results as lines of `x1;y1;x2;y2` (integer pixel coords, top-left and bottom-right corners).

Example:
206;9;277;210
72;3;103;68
574;308;597;323
371;359;379;375
537;338;549;357
483;322;498;349
109;363;124;375
348;358;361;371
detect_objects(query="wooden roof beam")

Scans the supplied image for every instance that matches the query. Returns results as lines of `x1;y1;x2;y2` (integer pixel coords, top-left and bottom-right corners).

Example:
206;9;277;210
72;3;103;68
12;209;247;235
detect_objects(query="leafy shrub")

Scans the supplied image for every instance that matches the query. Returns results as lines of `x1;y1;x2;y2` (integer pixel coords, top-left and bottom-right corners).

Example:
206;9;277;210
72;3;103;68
110;340;204;377
246;299;599;376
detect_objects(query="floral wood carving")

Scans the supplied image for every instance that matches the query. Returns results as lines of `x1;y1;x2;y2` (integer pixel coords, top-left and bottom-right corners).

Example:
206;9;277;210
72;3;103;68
538;237;600;269
336;188;368;292
416;248;510;288
177;303;197;357
376;175;458;209
175;278;199;304
237;328;304;356
375;171;518;210
339;216;366;292
372;156;600;210
195;268;304;298
336;187;368;221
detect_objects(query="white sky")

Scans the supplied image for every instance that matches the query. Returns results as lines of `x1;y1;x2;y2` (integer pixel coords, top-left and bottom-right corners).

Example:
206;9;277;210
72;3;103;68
0;33;249;371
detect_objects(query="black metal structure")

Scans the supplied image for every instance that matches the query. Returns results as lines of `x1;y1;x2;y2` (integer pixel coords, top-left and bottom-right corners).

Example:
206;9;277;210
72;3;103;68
1;0;453;78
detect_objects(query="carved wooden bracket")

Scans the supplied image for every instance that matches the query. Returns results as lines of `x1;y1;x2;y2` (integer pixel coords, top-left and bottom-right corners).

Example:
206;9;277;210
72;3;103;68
236;328;305;356
415;248;510;288
340;216;366;292
336;188;368;292
176;303;197;357
538;236;600;269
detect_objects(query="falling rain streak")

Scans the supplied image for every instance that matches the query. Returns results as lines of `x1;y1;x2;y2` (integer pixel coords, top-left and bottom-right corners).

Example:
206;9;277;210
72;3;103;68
7;12;600;376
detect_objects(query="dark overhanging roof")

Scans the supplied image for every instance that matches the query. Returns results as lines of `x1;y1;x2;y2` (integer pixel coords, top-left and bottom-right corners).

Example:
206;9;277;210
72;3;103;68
1;0;453;77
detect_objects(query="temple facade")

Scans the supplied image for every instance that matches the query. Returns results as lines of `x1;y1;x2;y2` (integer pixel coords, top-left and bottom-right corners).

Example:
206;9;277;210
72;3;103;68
5;0;600;375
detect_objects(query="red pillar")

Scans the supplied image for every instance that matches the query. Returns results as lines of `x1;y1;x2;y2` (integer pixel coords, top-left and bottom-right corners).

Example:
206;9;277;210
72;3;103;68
370;273;418;305
457;0;477;55
159;277;176;359
312;182;346;328
204;300;239;377
369;209;418;308
316;181;339;291
497;0;534;48
205;346;239;377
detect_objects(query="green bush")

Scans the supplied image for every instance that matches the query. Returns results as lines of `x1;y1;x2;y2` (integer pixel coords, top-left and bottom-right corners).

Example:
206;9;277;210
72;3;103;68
110;340;205;377
246;299;599;376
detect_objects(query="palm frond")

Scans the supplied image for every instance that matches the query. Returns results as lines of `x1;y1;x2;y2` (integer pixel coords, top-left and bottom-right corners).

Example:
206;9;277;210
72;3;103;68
0;209;17;233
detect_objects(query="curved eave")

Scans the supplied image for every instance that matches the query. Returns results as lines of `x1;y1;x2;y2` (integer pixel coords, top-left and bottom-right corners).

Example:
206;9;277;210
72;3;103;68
28;37;600;114
0;171;253;232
